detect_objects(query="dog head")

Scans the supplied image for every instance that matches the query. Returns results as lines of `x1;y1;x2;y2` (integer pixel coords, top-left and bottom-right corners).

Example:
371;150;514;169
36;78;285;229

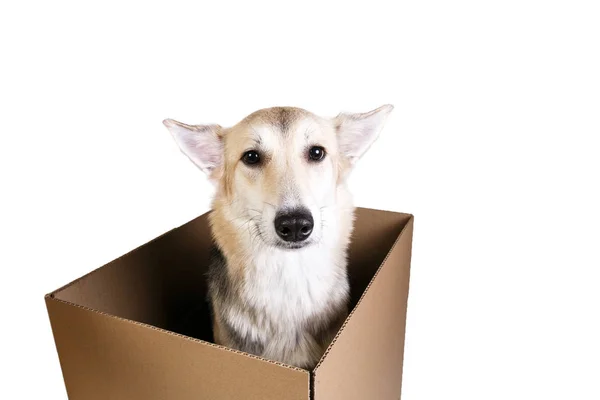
164;105;393;250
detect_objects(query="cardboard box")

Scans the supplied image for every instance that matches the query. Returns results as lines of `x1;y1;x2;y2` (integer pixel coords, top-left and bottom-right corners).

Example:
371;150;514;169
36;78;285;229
45;207;414;400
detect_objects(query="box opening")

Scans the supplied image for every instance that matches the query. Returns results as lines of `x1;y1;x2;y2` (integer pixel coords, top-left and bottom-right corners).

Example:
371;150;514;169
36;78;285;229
51;207;411;370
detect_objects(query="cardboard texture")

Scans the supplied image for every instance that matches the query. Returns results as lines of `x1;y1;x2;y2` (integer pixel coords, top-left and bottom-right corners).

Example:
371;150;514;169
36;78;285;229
45;207;414;400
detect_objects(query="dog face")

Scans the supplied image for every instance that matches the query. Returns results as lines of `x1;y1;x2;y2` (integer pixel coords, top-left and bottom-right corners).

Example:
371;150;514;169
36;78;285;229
164;105;393;250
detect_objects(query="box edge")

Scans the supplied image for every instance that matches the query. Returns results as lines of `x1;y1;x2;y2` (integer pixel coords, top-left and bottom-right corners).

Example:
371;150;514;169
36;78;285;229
45;295;310;376
312;213;414;372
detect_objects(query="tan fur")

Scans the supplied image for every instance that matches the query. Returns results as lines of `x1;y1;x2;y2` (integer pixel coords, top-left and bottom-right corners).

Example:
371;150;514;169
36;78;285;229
164;104;393;369
208;106;341;273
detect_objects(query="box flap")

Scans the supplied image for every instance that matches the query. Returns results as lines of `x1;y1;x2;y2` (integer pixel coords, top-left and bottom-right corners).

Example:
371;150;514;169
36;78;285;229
345;208;413;311
313;212;414;399
46;296;309;400
51;213;216;340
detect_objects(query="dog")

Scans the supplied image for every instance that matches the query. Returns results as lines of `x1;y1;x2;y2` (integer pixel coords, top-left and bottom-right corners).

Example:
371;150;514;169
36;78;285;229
163;104;393;369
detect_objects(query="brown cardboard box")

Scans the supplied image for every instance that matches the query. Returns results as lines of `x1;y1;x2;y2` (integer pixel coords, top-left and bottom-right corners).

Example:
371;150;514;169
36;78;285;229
45;207;414;400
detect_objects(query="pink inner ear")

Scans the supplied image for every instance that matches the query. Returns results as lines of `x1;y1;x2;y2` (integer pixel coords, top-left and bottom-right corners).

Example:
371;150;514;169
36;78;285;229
168;122;224;174
188;130;223;172
336;112;387;163
338;120;374;156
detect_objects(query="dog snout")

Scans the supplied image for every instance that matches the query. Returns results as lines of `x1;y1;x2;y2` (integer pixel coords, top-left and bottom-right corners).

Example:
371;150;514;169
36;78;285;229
274;209;314;243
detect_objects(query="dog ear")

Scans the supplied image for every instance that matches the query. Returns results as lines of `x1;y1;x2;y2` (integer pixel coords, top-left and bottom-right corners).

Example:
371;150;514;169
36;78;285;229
334;104;394;166
163;118;223;177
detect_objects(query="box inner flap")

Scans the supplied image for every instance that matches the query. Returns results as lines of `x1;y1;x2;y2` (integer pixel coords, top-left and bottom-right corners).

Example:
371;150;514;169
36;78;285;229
53;207;411;346
312;216;413;399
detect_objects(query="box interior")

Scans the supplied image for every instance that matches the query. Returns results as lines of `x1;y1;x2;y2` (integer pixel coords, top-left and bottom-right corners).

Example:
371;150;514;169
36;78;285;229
51;207;411;356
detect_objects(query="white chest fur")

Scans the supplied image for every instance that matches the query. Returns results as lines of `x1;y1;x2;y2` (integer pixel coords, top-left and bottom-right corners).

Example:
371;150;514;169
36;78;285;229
253;245;345;319
225;243;349;345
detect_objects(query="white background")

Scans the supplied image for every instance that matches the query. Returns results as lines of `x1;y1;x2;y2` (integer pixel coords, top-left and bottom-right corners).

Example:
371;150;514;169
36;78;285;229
1;1;599;399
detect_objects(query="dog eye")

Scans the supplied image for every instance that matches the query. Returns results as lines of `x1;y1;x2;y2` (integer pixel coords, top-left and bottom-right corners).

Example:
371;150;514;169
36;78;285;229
308;146;326;162
242;150;261;165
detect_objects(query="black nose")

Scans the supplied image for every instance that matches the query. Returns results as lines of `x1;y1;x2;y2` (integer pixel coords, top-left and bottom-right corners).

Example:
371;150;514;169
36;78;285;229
274;209;314;242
